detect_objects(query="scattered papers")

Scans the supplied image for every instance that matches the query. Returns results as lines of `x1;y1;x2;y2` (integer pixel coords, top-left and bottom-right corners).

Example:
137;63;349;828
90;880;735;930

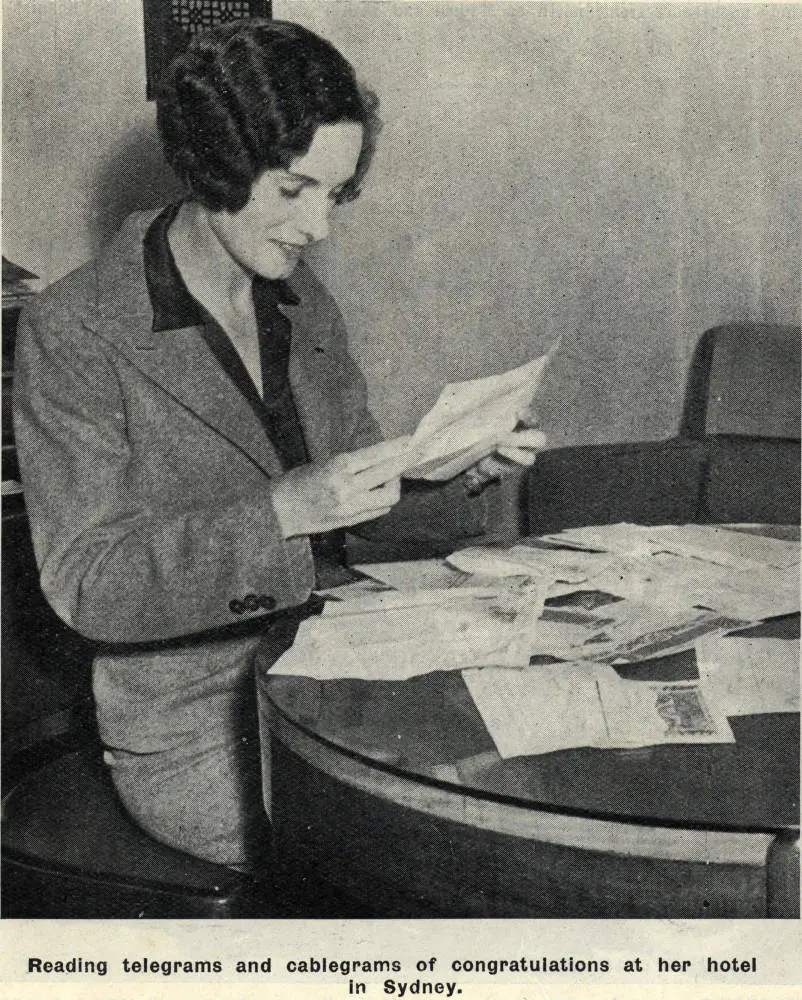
649;524;799;570
279;521;798;758
366;349;556;483
587;553;799;622
446;544;610;586
566;601;751;664
463;662;735;759
463;524;800;620
695;635;800;716
538;523;656;555
540;522;800;572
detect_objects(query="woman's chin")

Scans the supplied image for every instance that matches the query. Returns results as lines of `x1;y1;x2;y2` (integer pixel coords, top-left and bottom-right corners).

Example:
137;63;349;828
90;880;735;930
257;253;301;281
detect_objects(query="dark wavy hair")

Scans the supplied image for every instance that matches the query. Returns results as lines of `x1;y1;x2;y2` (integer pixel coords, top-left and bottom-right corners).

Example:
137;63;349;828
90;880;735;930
157;19;381;213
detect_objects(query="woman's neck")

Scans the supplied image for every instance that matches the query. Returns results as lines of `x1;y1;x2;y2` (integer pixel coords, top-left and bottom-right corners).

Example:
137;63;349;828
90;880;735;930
167;200;253;319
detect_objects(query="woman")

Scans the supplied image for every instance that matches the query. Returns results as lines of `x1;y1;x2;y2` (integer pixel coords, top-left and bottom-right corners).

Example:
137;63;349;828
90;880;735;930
14;19;544;869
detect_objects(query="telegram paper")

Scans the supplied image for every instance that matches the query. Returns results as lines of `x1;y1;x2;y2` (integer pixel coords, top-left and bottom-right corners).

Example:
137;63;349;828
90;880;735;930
367;349;555;483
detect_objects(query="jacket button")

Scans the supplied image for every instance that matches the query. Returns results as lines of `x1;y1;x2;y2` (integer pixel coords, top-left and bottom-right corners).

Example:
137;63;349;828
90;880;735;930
258;594;276;610
229;599;245;615
242;594;261;613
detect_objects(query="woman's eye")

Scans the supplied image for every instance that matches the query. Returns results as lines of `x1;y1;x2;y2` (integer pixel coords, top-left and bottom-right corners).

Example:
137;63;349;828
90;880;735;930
279;186;303;200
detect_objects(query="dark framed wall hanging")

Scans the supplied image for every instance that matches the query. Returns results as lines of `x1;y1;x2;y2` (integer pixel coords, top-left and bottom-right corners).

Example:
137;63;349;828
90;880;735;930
143;0;272;99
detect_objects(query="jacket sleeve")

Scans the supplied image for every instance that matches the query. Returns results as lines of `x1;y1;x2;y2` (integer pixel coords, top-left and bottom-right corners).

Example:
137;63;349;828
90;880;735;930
13;304;314;644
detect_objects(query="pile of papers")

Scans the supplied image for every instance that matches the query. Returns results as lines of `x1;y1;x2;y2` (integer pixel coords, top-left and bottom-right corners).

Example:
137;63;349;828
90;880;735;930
464;632;800;760
270;521;799;759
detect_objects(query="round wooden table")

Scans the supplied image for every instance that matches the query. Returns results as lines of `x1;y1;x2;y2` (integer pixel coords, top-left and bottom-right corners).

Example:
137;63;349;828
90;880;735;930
256;533;799;918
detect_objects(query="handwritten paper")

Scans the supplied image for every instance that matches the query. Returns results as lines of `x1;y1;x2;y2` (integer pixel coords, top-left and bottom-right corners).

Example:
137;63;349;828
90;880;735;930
695;635;800;716
403;353;553;479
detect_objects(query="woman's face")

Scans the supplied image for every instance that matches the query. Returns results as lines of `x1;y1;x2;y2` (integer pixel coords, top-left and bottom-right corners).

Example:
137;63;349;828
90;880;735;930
206;121;364;280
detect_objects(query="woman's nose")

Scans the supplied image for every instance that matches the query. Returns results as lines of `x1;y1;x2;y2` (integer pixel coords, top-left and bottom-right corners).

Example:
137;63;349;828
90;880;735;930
297;195;332;243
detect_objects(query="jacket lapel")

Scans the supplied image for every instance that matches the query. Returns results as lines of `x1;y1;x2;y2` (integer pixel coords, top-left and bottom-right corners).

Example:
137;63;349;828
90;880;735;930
100;314;288;478
284;305;335;464
88;212;286;478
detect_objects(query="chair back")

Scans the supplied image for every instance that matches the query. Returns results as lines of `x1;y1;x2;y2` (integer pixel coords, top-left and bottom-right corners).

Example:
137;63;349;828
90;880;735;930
2;497;95;760
681;324;801;524
526;322;801;534
680;323;800;441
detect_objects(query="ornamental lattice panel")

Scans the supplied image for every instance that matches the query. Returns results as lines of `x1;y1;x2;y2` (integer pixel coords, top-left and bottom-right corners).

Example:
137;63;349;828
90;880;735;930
143;0;272;99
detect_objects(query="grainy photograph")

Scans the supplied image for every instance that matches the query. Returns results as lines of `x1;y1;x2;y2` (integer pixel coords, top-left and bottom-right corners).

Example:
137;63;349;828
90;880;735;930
2;0;799;943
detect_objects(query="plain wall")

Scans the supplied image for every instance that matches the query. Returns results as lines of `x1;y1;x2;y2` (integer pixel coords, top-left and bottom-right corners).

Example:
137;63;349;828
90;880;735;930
4;1;800;447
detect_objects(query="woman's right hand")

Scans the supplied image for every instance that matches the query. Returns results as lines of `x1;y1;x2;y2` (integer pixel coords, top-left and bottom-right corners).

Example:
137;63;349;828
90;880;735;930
270;437;410;538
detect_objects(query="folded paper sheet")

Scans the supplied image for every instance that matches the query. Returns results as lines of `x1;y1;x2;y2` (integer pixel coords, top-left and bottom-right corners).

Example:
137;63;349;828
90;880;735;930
268;585;561;680
367;349;555;483
353;555;756;664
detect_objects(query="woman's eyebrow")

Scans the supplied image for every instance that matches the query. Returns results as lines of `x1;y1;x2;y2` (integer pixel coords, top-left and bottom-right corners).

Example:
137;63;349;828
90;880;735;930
282;171;319;186
281;171;351;194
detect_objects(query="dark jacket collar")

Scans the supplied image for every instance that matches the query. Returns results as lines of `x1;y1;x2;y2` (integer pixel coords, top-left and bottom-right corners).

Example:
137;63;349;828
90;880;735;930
142;203;300;333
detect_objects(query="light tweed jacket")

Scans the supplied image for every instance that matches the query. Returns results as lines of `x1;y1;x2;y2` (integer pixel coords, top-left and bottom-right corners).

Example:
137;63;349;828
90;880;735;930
14;210;490;755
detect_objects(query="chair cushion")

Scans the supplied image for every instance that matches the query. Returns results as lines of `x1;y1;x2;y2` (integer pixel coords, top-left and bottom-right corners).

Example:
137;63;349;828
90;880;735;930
2;747;250;893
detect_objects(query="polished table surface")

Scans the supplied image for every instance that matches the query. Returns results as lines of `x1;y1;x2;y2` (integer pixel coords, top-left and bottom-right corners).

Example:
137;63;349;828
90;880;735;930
256;526;800;917
262;619;798;834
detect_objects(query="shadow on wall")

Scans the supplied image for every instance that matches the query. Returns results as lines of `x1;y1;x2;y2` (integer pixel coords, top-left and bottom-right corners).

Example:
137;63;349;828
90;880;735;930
88;121;184;250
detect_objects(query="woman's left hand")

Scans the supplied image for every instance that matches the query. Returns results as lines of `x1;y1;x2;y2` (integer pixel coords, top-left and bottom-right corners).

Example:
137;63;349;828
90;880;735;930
463;424;547;495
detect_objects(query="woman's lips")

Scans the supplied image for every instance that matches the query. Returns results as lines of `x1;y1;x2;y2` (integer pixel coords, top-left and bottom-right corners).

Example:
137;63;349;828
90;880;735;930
273;241;303;257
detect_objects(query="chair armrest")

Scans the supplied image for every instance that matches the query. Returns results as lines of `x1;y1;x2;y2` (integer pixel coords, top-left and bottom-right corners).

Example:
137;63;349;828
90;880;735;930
525;438;706;536
701;436;801;525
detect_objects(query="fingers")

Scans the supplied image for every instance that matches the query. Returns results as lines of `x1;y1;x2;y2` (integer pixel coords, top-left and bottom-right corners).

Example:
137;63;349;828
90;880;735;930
345;436;411;473
331;472;401;523
358;460;407;491
272;451;403;538
463;438;540;495
327;470;400;506
464;456;505;491
497;428;547;450
341;436;411;490
495;446;537;466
